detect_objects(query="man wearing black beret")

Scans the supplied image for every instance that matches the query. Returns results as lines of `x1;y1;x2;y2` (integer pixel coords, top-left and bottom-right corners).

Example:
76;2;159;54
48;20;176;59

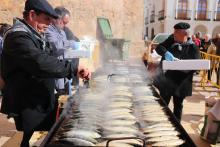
153;22;200;121
173;22;190;30
0;0;91;146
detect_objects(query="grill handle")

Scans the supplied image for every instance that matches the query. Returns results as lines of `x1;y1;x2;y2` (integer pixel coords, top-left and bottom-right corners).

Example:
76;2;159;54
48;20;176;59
103;137;147;147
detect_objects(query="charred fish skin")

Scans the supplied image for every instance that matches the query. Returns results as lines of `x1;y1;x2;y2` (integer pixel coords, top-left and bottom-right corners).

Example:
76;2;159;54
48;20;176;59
151;139;185;146
144;122;173;129
145;130;180;138
58;134;98;144
58;137;95;146
147;135;180;142
61;130;101;139
50;65;190;147
143;126;175;133
103;133;137;138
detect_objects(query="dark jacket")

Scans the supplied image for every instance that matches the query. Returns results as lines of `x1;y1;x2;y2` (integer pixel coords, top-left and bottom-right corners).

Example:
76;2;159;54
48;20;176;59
213;38;220;56
63;26;80;86
200;39;211;52
0;19;77;132
154;35;200;98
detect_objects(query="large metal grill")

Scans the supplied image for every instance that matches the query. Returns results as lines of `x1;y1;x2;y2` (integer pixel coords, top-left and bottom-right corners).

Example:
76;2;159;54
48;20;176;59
40;62;196;147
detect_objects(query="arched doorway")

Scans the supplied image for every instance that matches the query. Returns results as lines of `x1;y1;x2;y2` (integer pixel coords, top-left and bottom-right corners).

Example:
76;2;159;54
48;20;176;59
212;26;220;38
194;25;207;37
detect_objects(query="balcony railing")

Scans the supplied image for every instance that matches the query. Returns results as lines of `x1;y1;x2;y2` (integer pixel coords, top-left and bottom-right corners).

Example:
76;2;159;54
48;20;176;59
175;9;191;20
145;17;149;25
214;11;220;21
195;10;211;21
158;10;165;20
150;14;155;23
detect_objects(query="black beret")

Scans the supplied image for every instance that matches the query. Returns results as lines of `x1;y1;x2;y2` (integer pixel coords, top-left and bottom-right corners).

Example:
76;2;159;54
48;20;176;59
25;0;58;19
174;22;190;30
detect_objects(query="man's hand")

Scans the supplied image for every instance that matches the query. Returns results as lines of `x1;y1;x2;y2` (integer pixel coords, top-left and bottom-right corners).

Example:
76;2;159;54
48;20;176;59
164;51;175;61
77;66;91;80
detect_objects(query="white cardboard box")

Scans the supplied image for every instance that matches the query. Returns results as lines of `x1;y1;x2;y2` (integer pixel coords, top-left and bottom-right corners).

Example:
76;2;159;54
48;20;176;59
64;40;95;59
162;59;210;70
64;49;91;58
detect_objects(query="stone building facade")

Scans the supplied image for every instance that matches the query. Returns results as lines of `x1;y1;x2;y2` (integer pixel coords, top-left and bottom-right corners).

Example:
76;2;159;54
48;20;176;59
144;0;220;39
0;0;145;59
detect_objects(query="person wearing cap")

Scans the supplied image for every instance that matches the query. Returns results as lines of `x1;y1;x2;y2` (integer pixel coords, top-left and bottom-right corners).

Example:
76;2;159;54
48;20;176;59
0;0;90;147
59;7;80;90
153;22;200;121
45;7;80;95
60;7;80;42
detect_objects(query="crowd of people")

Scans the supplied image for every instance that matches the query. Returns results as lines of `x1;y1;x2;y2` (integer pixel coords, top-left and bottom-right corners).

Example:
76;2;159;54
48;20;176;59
191;31;220;56
192;32;220;84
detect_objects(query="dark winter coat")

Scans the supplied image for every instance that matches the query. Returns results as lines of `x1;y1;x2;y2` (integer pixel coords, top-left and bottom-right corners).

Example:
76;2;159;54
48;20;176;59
154;35;201;98
0;19;78;132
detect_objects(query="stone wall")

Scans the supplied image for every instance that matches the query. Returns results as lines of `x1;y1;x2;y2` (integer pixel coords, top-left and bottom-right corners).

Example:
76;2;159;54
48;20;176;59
0;0;145;57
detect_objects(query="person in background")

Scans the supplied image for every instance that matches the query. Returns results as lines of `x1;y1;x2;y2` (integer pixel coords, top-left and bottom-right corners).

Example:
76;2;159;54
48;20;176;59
154;22;200;121
144;34;148;47
0;23;11;53
57;6;80;90
191;34;201;47
206;38;216;81
201;34;211;52
60;7;80;41
45;7;79;95
0;24;12;90
196;31;204;49
0;0;90;146
212;34;220;85
196;31;203;42
213;34;220;56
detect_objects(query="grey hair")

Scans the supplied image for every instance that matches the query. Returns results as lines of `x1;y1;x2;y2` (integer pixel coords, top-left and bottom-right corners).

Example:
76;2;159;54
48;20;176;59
54;6;70;19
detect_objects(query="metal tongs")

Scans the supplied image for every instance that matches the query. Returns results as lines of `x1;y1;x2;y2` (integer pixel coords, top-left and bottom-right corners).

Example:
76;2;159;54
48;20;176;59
107;74;116;82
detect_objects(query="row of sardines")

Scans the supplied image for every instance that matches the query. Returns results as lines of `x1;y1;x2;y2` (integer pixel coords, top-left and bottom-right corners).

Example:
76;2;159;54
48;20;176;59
49;63;187;147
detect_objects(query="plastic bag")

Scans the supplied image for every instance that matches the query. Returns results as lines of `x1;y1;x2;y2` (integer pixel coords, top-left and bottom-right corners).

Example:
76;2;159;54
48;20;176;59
200;100;220;144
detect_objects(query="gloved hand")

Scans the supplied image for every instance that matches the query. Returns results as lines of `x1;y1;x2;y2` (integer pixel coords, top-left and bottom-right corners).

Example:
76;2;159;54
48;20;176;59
164;51;175;61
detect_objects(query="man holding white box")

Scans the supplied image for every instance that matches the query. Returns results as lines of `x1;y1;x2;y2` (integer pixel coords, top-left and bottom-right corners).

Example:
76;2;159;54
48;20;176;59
153;22;201;121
